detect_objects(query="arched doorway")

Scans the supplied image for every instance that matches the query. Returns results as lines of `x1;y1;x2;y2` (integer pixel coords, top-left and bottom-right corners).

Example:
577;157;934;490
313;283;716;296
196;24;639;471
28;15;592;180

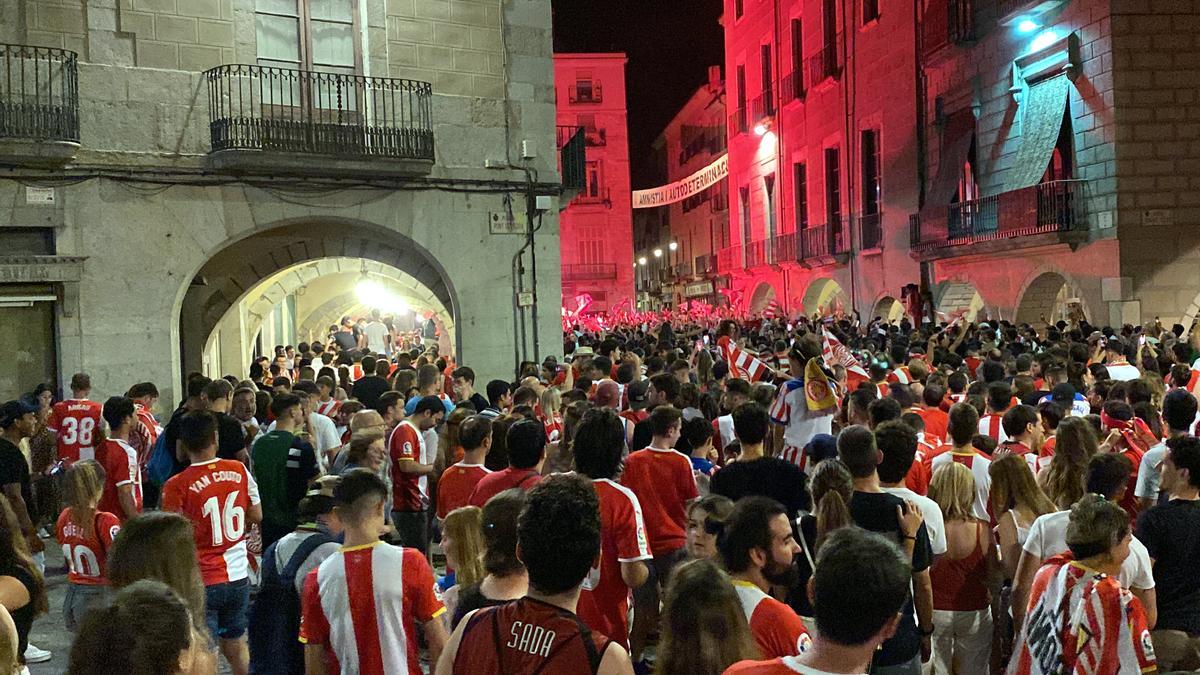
1016;272;1086;327
178;219;457;380
749;282;777;315
872;296;906;324
801;278;849;317
935;281;986;323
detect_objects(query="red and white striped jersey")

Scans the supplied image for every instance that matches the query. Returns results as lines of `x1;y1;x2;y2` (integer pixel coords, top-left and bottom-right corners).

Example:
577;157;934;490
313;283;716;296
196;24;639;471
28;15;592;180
96;438;142;521
770;379;835;471
978;414;1009;444
315;398;342;419
887;366;913;385
719;336;771;383
300;542;445;675
1010;555;1155;674
929;450;992;522
733;580;812;659
56;508;120;585
131;404;160;468
577;478;651;648
161;458;261;586
47;399;103;464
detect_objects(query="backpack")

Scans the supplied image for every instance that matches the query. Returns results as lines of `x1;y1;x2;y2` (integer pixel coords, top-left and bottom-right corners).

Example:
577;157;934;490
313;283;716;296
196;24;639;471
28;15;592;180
145;430;174;487
248;532;335;675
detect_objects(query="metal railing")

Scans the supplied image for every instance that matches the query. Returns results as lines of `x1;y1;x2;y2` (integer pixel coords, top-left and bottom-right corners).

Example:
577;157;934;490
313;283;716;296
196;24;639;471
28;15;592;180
731;107;748;135
563;263;617;281
557;125;586;192
576;186;611;205
568;81;603;104
806;34;843;85
679;125;727;165
780;69;805;103
717;245;743;273
0;44;79;143
922;0;974;57
695;254;717;275
674;261;694;278
911;180;1086;250
746;238;771;268
750;91;776;122
860;212;883;250
205;64;433;160
800;220;850;259
584;127;606;146
772;231;800;263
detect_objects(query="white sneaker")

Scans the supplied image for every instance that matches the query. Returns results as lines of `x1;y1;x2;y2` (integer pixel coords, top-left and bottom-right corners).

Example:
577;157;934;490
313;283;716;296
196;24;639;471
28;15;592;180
23;644;50;663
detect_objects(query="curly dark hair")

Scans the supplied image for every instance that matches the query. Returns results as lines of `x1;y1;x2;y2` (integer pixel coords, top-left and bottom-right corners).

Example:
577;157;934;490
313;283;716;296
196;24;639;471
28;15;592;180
517;474;601;595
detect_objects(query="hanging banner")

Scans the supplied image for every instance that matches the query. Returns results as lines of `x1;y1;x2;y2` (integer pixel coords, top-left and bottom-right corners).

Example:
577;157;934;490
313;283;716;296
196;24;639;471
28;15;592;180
632;153;728;209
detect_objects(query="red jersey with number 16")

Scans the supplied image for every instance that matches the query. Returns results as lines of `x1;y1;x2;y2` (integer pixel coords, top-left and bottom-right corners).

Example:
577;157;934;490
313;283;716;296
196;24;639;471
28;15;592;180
162;458;260;586
56;508;120;585
47;399;103;464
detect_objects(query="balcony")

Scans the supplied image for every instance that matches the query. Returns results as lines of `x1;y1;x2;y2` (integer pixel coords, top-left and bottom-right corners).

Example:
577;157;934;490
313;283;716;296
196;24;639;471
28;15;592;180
771;231;800;264
205;64;434;175
584;127;607;147
800;220;851;265
568;81;603;104
746;238;772;268
750;92;776;125
717;245;743;274
780;69;805;104
0;43;79;166
806;35;843;86
673;261;694;279
859;212;884;251
563;263;617;282
694;254;717;276
922;0;975;61
575;186;611;206
557;126;587;196
679;125;727;166
909;180;1087;259
730;107;748;135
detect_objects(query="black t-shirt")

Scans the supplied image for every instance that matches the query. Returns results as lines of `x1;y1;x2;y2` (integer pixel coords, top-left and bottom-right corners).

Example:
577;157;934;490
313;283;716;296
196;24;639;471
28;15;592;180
332;330;356;352
786;515;819;617
451;582;511;630
849;490;932;666
0;438;32;519
351;376;390;410
1135;498;1200;633
0;562;35;661
468;393;490;413
215;412;246;461
710;457;811;521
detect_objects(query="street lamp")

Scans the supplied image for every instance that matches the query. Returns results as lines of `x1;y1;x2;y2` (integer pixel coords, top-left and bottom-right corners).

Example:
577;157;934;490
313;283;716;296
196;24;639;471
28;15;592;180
653;248;663;258
638;256;647;265
669;241;678;251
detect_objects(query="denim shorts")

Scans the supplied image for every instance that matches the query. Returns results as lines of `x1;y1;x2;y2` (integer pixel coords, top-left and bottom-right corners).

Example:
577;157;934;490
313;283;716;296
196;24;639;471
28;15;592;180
204;578;250;640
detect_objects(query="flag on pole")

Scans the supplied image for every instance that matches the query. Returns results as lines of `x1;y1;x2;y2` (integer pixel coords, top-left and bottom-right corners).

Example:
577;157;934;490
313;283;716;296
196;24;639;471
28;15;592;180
718;335;771;382
821;329;870;391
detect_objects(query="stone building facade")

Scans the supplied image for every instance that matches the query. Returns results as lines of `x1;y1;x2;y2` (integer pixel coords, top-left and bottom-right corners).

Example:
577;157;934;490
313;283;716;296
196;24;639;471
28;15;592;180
0;0;563;403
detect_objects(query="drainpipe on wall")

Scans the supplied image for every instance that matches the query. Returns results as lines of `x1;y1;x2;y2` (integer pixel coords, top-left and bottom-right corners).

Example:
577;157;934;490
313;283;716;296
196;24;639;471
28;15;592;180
842;0;858;314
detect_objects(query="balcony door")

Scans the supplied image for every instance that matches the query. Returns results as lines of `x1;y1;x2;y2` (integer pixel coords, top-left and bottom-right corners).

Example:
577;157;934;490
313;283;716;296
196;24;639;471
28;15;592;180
254;0;364;122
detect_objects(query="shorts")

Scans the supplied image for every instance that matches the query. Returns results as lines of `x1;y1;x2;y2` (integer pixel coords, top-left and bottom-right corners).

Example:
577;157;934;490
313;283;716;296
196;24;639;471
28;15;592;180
204;578;250;640
63;583;110;632
632;546;687;607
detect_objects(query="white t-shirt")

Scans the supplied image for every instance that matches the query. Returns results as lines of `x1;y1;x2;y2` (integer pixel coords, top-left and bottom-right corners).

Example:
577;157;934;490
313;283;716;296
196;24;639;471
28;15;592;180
1023;510;1155;589
882;486;948;556
1105;361;1141;381
1134;441;1167;500
363;321;390;354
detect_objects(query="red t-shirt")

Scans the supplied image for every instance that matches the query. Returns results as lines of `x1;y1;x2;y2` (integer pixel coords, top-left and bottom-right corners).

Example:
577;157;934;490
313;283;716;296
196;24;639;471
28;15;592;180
56;508;120;585
916;407;949;445
577;479;651;648
131;404;160;468
467;467;542;508
300;542;445;675
162;458;260;586
733;580;812;659
436;463;490;520
47;399;103;464
904;458;931;496
619;447;698;554
96;439;142;521
451;597;613;675
387;421;427;512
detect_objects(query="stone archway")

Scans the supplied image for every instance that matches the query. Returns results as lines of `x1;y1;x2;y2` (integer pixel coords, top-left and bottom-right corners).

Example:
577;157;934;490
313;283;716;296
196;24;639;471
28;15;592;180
935;281;986;323
1015;271;1086;327
872;296;906;323
178;218;458;379
801;278;849;317
748;282;777;314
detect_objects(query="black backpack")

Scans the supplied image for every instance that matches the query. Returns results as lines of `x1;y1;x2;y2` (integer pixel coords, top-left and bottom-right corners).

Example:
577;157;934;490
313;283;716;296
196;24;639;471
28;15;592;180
248;532;335;675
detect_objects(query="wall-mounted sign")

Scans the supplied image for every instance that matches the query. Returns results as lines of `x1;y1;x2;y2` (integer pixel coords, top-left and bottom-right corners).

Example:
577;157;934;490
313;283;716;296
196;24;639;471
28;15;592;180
632;154;728;209
685;281;714;297
24;187;55;205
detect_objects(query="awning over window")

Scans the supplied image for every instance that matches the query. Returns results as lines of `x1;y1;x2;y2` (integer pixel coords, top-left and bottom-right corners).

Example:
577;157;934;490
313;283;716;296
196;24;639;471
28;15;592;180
923;109;976;213
1003;75;1070;191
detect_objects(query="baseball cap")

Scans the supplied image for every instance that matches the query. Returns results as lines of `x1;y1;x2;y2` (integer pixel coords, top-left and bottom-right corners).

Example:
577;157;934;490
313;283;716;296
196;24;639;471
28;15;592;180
594;380;620;408
0;400;37;428
573;346;594;358
627;380;650;410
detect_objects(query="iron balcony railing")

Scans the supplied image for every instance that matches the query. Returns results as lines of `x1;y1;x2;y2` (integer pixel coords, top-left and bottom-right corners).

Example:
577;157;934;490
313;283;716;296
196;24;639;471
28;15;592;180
750;91;776;123
807;34;843;85
0;43;79;143
563;263;617;281
780;69;805;103
801;220;851;259
772;231;799;263
922;0;974;57
205;64;433;160
911;180;1086;250
746;238;771;268
557;125;587;192
731;107;748;135
695;254;718;275
717;245;743;274
679;125;727;165
860;211;884;250
674;261;694;278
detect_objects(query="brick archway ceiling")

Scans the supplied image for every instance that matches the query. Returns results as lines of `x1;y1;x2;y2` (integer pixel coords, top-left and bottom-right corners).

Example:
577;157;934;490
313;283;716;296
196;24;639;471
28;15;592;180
188;221;455;347
1015;273;1070;325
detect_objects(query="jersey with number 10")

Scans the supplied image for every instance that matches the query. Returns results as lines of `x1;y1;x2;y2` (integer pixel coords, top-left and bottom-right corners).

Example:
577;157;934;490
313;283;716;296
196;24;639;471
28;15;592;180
162;458;260;586
56;508;120;585
47;399;103;465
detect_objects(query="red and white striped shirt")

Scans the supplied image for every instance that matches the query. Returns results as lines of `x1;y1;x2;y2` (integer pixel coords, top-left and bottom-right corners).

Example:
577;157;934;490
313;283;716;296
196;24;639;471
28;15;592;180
929;449;992;522
47;399;103;464
316;398;342;419
978;414;1009;444
161;458;260;586
719;336;771;383
300;542;445;675
131;404;160;468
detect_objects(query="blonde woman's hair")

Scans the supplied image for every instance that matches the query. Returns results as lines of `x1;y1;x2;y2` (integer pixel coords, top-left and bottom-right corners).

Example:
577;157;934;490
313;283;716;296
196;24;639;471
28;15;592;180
539;387;562;419
656;559;758;675
929;462;976;522
443;506;486;587
989;454;1056;518
63;459;106;540
1039;417;1098;509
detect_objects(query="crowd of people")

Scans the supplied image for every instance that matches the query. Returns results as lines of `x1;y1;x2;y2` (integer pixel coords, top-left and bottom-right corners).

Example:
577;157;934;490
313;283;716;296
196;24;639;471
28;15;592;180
1;308;1199;674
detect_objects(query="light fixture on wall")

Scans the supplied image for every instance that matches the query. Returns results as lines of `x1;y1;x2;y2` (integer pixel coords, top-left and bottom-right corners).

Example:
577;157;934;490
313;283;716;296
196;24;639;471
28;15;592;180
638;256;648;265
1016;18;1039;33
1029;28;1059;54
653;248;663;258
669;241;678;251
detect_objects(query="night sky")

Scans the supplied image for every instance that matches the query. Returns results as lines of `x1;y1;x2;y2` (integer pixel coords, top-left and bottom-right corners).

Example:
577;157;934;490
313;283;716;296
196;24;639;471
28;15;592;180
552;0;725;188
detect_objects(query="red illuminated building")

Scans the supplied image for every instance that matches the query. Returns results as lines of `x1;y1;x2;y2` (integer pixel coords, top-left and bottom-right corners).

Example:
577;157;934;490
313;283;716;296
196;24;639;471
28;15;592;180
638;0;1200;326
554;53;635;315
